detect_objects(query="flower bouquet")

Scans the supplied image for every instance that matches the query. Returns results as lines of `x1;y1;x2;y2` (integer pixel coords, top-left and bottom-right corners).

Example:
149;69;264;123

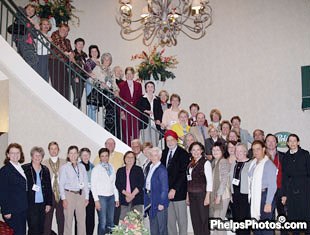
30;0;79;26
112;210;149;235
131;46;178;81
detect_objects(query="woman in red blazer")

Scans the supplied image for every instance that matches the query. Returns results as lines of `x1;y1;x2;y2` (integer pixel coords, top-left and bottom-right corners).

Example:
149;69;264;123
119;67;142;145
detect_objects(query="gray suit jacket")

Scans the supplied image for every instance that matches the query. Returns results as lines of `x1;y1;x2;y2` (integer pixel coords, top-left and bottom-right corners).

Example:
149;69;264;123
189;125;209;147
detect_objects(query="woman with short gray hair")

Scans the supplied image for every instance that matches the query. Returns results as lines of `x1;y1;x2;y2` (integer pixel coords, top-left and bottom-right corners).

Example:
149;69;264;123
22;146;53;235
91;52;119;135
229;143;252;235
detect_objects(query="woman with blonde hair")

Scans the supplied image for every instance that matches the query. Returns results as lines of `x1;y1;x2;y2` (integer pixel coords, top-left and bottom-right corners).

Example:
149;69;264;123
36;18;51;82
171;109;191;147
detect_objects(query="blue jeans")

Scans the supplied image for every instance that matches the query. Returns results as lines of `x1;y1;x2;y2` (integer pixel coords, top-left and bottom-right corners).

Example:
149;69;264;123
97;195;115;235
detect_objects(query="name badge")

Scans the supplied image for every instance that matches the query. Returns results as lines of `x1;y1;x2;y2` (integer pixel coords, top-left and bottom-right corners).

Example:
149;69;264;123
232;178;240;186
187;174;192;181
106;81;112;88
170;120;177;125
276;169;279;176
32;184;41;192
79;182;84;189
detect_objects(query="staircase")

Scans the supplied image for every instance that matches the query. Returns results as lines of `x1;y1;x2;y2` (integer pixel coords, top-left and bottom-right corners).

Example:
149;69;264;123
0;0;164;147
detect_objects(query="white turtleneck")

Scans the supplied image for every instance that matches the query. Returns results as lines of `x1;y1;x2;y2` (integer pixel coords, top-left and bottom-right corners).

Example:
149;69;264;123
50;156;59;163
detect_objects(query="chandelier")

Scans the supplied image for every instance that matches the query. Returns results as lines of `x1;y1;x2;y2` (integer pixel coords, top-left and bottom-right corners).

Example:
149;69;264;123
117;0;212;47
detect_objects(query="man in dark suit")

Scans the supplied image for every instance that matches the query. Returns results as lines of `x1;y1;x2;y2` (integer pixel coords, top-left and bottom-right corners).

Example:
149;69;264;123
160;130;190;235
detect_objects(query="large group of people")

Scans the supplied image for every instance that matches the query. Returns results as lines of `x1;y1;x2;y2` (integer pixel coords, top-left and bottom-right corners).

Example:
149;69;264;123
1;129;310;235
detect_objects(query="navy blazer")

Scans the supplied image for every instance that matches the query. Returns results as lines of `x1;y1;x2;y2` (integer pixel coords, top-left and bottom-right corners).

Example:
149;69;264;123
0;163;28;215
161;146;190;201
22;163;53;207
144;164;169;218
115;165;144;206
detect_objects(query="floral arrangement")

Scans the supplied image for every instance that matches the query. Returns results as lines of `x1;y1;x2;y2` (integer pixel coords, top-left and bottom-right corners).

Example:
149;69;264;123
112;210;149;235
30;0;79;26
131;46;178;81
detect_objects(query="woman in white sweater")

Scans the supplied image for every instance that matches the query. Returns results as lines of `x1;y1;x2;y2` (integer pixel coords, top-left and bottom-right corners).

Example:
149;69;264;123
91;148;119;235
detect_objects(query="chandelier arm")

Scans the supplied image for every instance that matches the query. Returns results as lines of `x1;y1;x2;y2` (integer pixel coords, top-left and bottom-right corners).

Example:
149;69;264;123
143;27;159;46
120;30;144;41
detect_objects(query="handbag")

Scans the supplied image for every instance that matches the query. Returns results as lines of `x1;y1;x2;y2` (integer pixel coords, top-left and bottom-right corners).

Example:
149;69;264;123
87;88;104;107
7;22;26;35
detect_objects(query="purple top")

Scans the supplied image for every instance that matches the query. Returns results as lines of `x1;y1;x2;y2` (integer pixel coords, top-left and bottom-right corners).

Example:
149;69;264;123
84;58;97;75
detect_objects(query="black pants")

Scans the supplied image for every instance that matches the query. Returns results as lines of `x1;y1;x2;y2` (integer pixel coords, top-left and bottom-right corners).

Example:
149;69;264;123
43;195;64;235
232;191;251;235
49;58;70;101
71;77;85;109
75;191;95;235
27;203;45;235
188;192;210;235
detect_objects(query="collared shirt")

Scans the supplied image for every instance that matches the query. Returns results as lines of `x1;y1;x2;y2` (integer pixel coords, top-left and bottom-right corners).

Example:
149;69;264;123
59;162;89;200
127;80;134;97
145;161;161;190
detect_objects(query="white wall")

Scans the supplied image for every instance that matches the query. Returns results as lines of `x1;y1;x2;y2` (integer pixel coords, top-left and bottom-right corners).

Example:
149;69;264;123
0;36;130;162
12;0;310;151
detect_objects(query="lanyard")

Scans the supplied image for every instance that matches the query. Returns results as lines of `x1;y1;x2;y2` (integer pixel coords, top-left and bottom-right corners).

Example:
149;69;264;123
187;157;202;175
72;164;80;179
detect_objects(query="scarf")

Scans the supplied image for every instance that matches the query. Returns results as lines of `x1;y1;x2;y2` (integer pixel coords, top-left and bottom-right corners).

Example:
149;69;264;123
248;155;268;220
49;158;60;202
101;163;112;176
